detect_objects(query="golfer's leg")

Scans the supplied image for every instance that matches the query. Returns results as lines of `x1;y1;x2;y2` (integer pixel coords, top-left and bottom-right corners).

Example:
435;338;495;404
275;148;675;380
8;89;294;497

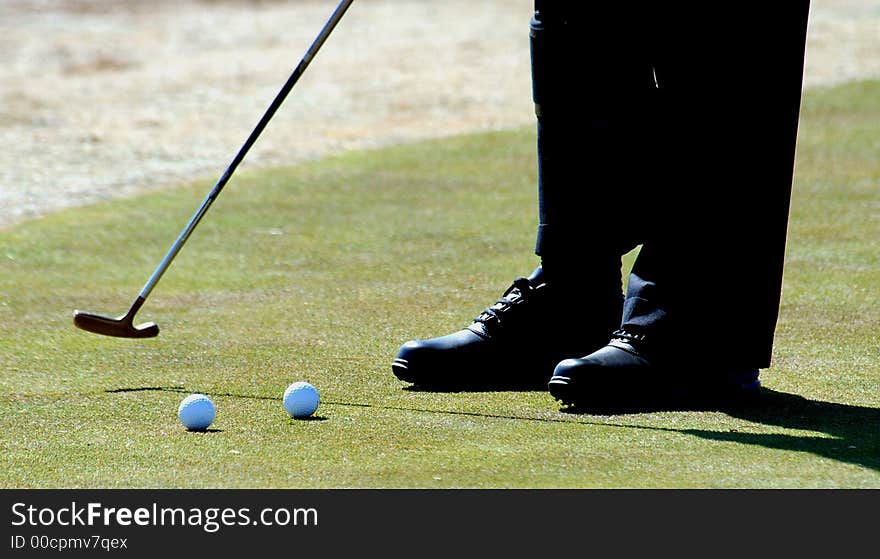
549;2;811;404
531;1;657;337
621;2;811;369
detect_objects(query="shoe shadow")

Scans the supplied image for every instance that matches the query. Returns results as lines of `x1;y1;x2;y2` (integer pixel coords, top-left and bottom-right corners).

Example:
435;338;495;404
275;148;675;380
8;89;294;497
563;388;880;472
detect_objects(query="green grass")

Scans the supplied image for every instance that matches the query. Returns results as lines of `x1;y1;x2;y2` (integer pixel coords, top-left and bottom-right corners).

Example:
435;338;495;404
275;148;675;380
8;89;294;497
1;81;878;488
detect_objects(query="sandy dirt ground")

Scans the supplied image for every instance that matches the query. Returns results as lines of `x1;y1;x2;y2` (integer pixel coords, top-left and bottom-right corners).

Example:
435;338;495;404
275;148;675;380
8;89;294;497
1;0;878;228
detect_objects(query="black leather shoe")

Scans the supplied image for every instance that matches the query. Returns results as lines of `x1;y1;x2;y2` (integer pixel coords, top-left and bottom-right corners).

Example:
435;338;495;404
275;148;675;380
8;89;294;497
392;267;618;389
548;329;761;407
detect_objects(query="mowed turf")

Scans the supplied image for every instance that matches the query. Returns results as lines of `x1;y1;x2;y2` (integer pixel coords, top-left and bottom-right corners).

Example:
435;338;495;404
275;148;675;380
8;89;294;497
1;82;878;488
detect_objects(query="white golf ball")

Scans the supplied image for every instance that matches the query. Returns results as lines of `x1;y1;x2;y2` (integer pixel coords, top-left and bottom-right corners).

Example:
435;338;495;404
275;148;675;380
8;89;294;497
283;381;320;419
178;393;216;431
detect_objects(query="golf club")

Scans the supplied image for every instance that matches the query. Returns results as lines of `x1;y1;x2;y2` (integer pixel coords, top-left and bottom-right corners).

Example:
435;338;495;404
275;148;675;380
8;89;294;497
74;0;356;338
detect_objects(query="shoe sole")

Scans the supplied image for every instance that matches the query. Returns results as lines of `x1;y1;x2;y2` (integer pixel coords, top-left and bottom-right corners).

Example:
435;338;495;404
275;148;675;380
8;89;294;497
393;357;551;391
392;358;412;382
547;375;761;407
547;376;576;405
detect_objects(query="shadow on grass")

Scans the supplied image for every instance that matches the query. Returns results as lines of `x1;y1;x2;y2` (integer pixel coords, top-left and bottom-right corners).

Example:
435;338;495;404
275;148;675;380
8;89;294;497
185;428;224;434
107;386;879;472
562;388;880;472
107;386;275;400
702;389;878;472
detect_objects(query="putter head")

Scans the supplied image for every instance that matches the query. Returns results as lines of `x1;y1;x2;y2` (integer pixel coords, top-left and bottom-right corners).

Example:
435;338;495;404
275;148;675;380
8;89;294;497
73;309;159;338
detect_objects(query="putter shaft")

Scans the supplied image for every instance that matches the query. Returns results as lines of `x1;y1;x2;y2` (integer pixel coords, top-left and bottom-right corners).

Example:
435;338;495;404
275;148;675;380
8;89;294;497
74;0;357;338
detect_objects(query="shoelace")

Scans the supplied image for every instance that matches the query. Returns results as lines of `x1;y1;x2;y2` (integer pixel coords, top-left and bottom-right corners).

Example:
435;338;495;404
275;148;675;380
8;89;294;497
473;277;535;329
611;329;647;344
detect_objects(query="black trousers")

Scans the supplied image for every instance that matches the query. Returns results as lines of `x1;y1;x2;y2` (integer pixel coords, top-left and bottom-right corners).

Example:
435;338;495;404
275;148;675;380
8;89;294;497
530;2;810;368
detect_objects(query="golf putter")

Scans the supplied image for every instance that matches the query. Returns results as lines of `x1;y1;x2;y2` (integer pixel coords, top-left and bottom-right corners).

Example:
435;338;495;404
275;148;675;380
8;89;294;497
74;0;356;338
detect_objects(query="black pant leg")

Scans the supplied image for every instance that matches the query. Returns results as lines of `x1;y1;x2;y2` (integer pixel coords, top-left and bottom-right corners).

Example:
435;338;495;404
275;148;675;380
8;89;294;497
621;2;811;368
530;1;657;326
